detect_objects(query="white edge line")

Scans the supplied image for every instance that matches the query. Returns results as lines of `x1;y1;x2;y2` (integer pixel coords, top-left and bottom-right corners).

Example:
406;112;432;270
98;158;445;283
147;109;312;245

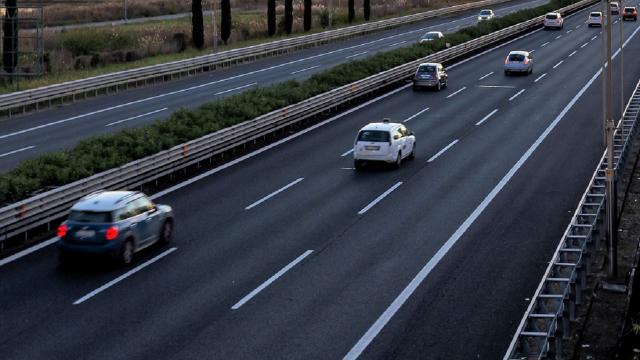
215;82;258;95
0;145;36;158
446;86;467;98
245;178;304;210
0;10;577;267
341;148;355;157
358;182;403;215
73;247;177;305
403;107;430;122
427;139;459;162
534;73;547;83
105;108;168;127
508;89;526;101
231;250;313;310
347;24;637;360
291;65;320;75
475;109;498;126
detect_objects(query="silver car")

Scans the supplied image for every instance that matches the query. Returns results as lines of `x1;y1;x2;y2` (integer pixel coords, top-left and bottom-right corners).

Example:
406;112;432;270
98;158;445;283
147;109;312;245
478;9;495;22
504;51;533;76
412;62;448;90
419;31;444;43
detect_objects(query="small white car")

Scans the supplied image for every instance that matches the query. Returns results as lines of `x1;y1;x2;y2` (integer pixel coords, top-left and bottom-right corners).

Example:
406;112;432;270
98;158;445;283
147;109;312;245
419;31;444;43
587;11;603;27
353;119;416;170
611;2;620;15
543;12;564;29
504;50;533;75
478;9;495;22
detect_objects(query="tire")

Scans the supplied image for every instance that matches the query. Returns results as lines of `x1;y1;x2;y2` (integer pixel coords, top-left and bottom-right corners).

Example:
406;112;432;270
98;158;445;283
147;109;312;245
393;152;402;169
354;160;364;171
159;220;173;245
529;67;533;75
436;82;441;91
408;143;415;160
504;70;509;76
120;239;134;266
412;83;419;91
443;79;448;88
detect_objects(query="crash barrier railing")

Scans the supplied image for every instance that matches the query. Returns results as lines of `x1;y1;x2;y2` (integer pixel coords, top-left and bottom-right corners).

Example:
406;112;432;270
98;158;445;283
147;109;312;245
0;0;514;118
504;79;640;360
0;0;598;246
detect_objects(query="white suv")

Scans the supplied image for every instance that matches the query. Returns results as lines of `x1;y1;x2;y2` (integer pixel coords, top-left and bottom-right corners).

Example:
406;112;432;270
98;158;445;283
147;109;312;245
353;119;416;170
543;12;564;29
587;11;603;27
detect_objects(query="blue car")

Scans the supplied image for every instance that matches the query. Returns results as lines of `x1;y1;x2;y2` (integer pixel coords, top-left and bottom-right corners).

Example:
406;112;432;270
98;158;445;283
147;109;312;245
58;191;174;265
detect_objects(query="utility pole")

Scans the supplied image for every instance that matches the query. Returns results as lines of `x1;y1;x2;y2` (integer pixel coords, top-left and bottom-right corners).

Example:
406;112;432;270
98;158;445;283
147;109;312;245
212;0;218;52
603;0;618;277
619;0;624;122
329;0;333;27
124;0;128;21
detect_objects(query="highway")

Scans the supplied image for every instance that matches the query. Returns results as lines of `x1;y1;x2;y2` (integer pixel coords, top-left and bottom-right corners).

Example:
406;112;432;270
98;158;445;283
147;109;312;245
0;0;547;172
2;1;640;359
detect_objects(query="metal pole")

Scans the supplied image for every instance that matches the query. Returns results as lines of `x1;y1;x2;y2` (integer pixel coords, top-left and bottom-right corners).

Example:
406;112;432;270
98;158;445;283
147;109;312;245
605;0;618;277
212;0;218;52
124;0;128;22
619;0;624;125
601;0;608;146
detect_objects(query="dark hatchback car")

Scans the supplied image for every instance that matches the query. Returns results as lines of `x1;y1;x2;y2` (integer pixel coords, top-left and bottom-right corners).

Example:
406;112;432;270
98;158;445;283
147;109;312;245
623;6;638;21
58;191;174;265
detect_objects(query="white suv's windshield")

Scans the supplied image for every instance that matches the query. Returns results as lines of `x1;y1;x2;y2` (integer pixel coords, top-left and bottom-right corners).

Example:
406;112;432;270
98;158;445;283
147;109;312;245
358;130;390;142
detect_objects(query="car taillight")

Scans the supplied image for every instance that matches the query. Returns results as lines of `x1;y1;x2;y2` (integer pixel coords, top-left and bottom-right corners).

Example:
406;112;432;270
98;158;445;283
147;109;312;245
57;223;67;238
504;57;509;65
105;226;119;241
524;58;530;64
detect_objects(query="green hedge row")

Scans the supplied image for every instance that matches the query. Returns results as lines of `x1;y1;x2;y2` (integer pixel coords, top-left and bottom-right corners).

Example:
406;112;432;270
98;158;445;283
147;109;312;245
0;0;580;205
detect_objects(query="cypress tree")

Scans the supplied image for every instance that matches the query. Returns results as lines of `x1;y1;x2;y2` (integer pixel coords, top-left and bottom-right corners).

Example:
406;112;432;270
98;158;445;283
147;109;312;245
304;0;312;31
191;0;204;49
221;0;231;44
364;0;370;21
348;0;355;23
285;0;293;34
268;0;276;36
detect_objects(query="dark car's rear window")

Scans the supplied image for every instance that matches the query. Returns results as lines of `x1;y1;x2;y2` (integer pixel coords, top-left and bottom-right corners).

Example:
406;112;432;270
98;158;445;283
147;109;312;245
508;54;525;62
590;12;601;17
625;7;635;13
418;65;437;73
546;14;558;19
68;210;113;223
358;130;390;142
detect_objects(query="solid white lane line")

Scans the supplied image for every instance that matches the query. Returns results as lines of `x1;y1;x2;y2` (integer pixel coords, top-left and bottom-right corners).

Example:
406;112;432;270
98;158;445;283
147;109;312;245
291;65;320;74
569;50;577;57
387;40;407;47
476;85;515;88
555;35;562;39
581;42;589;48
245;178;304;210
341;148;354;157
534;73;547;83
478;71;494;80
403;107;430;122
553;60;564;69
541;41;550;47
105;108;168;127
346;51;369;59
0;145;35;158
346;29;633;360
0;238;58;267
566;29;573;33
358;182;403;215
73;247;177;305
475;109;498;126
427;139;458;163
446;86;467;98
591;35;598;41
508;89;526;101
446;25;460;31
215;82;257;95
231;250;313;310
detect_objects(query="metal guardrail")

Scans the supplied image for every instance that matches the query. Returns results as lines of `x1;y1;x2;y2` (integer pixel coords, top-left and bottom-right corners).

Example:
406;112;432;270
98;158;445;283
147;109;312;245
0;0;514;117
0;0;597;246
504;79;640;360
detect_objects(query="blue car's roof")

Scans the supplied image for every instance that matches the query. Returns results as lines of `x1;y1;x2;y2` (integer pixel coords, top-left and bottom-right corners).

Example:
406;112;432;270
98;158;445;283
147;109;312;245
71;191;141;212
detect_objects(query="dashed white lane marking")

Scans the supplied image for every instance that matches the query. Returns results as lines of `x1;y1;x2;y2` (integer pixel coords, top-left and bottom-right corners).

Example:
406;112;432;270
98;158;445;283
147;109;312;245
403;107;430;122
73;247;178;305
245;178;304;210
446;86;467;98
105;108;168;127
566;29;573;33
576;24;582;28
387;40;407;47
553;60;564;69
341;149;354;157
541;41;550;47
569;50;577;57
508;89;526;101
214;82;257;95
291;65;320;74
591;35;598;41
346;51;369;59
534;73;547;83
478;71;494;80
358;182;403;215
555;35;562;39
476;85;515;88
581;42;589;48
0;145;35;158
475;109;498;126
428;139;459;163
231;250;314;310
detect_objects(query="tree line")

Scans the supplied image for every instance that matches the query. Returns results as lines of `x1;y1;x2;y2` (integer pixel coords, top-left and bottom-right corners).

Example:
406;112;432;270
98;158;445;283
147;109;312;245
191;0;373;49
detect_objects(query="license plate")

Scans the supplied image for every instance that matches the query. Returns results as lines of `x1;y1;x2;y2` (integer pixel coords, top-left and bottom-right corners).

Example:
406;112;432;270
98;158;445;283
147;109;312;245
75;229;95;238
365;146;380;150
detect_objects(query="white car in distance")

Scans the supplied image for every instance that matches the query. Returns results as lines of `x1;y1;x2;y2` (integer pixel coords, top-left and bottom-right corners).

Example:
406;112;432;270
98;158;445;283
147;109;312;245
478;9;495;22
353;119;416;170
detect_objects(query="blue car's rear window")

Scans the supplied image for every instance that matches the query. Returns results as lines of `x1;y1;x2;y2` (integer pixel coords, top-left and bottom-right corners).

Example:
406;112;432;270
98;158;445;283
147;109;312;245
68;210;113;223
